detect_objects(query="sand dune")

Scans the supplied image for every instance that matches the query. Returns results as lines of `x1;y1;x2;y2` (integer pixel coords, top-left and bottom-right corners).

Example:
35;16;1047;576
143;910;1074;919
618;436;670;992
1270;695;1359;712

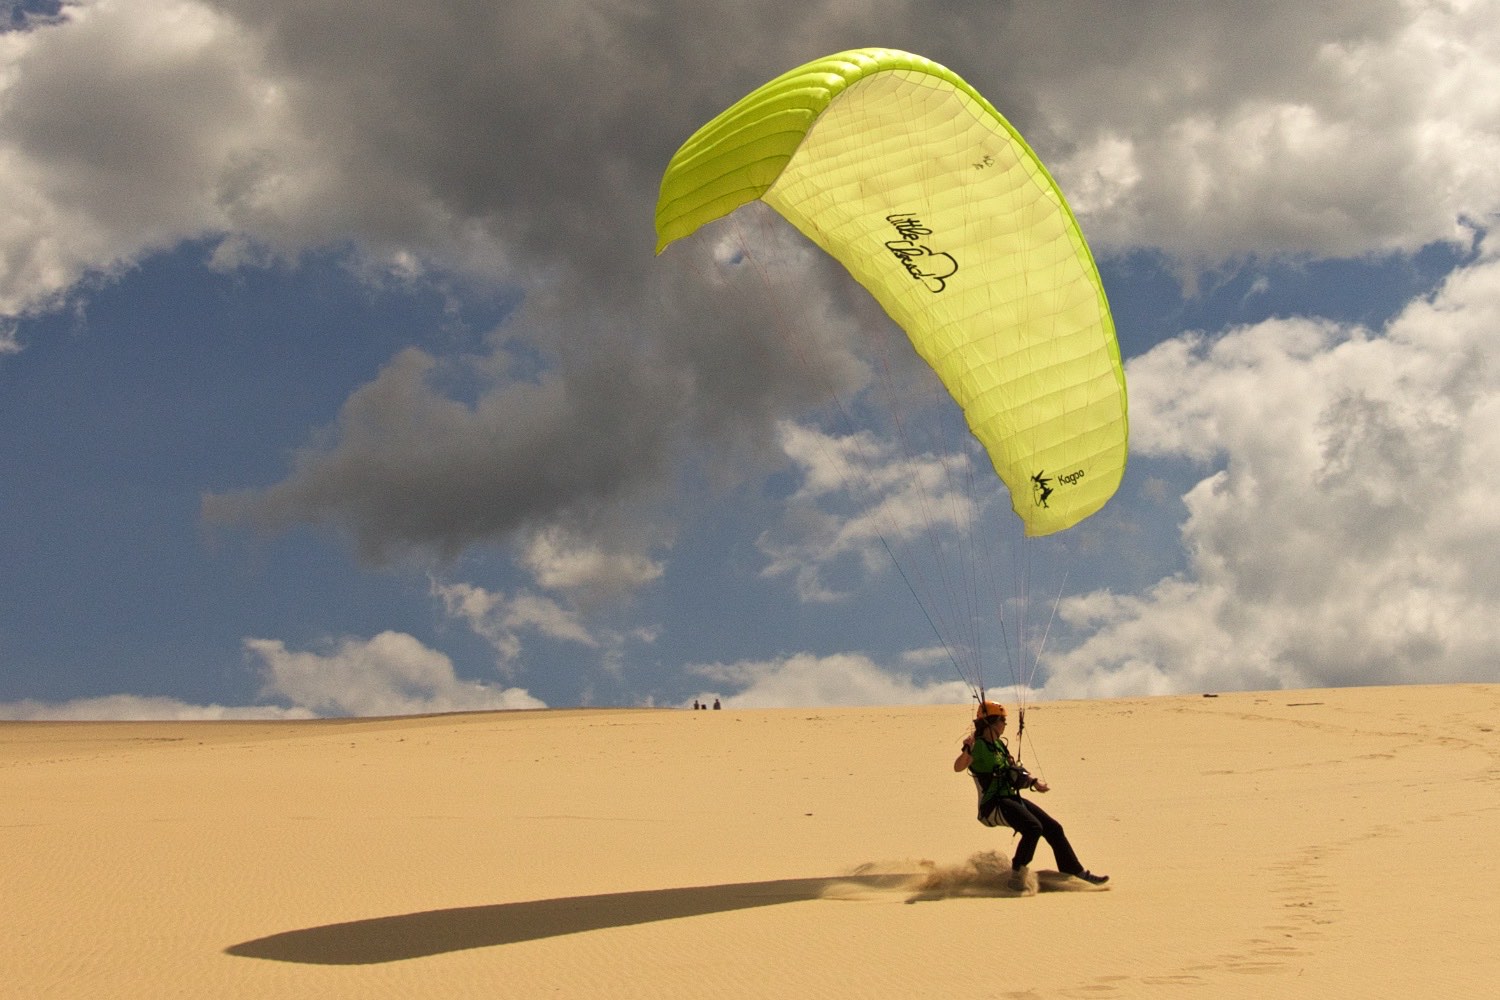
4;685;1497;998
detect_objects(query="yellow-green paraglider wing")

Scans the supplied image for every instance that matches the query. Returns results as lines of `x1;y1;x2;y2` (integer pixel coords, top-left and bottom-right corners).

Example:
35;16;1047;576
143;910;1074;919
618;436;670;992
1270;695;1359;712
656;48;1127;536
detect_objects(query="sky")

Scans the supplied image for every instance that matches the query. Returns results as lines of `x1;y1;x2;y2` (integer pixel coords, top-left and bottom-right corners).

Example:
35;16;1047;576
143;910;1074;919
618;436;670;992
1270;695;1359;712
3;0;1500;720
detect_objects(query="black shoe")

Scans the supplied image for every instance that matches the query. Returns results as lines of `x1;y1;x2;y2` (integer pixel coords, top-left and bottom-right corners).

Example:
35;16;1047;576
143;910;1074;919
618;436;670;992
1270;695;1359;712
1074;870;1109;885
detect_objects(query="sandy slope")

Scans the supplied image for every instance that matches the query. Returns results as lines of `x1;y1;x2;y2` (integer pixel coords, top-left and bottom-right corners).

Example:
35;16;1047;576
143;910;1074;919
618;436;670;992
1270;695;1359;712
3;685;1497;998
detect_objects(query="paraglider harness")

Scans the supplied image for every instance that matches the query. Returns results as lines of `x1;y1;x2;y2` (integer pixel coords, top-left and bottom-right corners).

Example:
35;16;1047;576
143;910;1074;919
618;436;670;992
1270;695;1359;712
968;711;1035;829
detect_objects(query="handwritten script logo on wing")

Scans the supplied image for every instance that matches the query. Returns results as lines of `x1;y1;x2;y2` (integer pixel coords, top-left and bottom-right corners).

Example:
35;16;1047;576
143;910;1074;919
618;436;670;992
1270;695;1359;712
885;214;957;293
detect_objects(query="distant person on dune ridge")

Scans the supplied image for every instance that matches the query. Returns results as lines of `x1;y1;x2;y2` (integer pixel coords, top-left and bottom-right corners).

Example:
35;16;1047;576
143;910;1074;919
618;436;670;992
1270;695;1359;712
952;700;1108;888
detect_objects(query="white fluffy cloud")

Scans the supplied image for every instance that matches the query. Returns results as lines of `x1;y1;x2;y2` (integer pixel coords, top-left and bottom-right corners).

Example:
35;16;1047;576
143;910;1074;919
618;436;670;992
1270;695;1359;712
1033;1;1500;263
757;421;976;602
0;695;315;721
520;526;665;598
0;633;546;720
0;0;513;319
430;576;660;686
431;579;598;665
1046;236;1500;696
247;631;545;715
688;651;970;709
0;0;294;315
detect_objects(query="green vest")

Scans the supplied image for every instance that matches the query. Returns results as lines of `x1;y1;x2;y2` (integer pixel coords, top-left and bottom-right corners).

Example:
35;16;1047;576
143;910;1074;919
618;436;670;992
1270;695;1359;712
968;737;1029;805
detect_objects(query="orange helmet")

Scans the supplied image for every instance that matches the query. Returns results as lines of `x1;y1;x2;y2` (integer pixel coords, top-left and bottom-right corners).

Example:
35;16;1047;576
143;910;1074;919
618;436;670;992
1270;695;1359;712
975;700;1007;721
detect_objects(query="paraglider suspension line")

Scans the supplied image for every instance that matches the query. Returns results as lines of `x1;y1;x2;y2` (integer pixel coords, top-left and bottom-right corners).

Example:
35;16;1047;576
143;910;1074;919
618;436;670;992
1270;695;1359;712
880;535;974;693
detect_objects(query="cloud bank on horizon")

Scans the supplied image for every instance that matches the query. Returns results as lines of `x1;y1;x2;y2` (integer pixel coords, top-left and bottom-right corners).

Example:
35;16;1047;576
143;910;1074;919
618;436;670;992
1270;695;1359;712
1051;237;1500;697
4;0;1500;718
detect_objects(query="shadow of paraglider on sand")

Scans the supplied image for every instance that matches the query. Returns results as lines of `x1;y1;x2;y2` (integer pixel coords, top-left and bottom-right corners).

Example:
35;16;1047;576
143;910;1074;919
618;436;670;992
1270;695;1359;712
224;874;910;966
224;852;1104;965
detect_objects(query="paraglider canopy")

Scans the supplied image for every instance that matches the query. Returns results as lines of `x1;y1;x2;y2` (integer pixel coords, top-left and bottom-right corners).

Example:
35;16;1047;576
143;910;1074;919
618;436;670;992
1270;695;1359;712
656;48;1128;537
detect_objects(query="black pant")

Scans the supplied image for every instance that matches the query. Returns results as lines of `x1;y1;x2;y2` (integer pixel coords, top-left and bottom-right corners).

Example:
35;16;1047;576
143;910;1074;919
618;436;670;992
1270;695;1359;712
993;797;1083;875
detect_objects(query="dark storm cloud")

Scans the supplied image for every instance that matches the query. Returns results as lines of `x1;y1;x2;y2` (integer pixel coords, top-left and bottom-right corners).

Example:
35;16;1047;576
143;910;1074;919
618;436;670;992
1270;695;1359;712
196;0;1000;565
